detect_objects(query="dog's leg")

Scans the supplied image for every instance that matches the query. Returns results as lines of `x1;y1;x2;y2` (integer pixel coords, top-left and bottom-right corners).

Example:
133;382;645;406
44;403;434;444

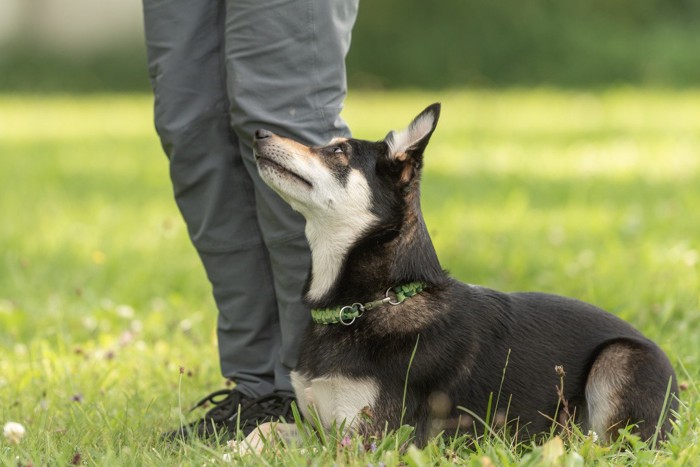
230;422;301;456
585;340;677;442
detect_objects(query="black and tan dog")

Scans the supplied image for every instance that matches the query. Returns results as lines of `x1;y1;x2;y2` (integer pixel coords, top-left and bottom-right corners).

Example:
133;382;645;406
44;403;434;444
249;104;677;449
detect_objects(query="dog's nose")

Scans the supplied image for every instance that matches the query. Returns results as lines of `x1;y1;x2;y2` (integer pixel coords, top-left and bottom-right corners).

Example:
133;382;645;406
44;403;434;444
254;129;272;140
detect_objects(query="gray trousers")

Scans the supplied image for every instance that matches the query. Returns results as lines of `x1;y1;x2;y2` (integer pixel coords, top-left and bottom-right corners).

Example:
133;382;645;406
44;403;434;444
143;0;358;397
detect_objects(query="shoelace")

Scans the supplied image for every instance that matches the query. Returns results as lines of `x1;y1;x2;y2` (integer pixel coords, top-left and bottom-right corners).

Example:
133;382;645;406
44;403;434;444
190;388;245;421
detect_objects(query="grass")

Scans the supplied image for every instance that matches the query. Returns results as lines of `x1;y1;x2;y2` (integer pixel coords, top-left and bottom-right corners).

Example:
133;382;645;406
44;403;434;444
1;89;699;465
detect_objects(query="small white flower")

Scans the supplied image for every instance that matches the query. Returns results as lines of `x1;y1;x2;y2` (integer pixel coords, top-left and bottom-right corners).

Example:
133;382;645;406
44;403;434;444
116;304;135;319
180;319;192;332
130;320;143;333
82;316;98;331
222;453;233;462
587;430;599;443
3;422;26;444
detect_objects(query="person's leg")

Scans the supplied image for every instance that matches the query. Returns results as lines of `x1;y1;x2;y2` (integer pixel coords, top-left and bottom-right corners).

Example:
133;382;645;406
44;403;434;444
143;0;282;398
223;0;359;392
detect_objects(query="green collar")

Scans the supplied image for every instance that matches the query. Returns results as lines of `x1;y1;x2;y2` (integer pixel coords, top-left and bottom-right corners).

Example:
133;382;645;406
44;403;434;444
311;282;427;325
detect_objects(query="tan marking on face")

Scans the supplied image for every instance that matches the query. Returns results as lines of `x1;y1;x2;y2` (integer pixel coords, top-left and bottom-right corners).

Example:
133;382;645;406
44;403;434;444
393;151;409;162
327;136;349;146
270;134;321;161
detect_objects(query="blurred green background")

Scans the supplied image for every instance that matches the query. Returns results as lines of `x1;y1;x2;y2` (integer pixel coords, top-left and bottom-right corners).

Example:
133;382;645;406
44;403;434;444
1;0;699;93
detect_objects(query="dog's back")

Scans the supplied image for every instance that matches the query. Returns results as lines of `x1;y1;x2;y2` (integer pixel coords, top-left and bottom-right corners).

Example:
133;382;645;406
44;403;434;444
451;286;676;441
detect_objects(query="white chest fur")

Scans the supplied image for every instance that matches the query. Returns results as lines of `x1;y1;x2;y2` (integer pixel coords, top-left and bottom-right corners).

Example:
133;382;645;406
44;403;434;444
291;371;379;430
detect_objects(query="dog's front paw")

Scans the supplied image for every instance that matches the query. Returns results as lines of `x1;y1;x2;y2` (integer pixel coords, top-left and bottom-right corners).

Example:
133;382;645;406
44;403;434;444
227;422;275;456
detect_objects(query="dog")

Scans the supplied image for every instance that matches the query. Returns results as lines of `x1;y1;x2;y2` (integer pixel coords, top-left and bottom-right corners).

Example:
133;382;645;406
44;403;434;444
249;103;678;450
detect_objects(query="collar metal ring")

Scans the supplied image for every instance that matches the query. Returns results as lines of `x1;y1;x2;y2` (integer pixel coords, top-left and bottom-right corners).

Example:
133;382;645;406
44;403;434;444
339;305;357;326
385;287;402;306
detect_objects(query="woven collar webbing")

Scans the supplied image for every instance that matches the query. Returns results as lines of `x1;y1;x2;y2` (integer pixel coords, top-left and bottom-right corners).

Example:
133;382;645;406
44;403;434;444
310;282;426;325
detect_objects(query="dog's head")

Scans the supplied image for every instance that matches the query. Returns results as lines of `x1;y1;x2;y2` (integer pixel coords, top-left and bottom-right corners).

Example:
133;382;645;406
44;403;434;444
253;103;440;224
254;104;441;301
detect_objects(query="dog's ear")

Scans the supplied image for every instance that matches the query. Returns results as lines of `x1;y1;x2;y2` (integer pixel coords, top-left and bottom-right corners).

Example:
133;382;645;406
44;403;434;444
382;103;440;186
384;103;440;163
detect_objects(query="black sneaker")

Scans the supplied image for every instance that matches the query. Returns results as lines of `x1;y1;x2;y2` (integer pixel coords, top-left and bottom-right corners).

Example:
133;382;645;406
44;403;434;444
237;391;297;436
163;388;251;441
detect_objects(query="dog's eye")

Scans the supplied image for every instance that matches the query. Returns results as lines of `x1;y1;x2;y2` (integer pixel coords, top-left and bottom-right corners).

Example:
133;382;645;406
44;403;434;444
333;147;344;154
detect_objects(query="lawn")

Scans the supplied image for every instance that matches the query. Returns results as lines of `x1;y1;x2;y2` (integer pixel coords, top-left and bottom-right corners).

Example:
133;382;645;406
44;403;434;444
1;90;699;465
